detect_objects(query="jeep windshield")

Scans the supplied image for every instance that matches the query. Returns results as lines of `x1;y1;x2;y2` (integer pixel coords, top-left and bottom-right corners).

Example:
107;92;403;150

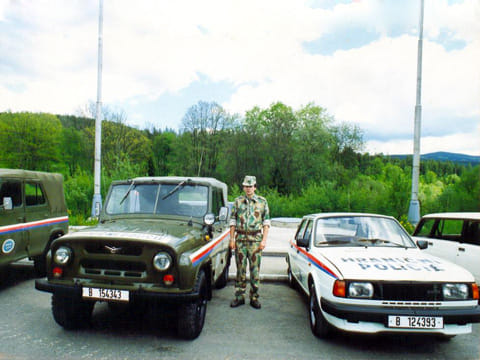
313;215;416;248
105;183;208;217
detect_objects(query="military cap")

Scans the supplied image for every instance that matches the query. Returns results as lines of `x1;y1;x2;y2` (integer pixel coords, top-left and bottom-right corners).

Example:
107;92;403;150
242;175;256;186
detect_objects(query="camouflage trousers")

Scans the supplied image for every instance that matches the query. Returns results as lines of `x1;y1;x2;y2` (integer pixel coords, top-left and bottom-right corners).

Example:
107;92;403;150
234;241;262;301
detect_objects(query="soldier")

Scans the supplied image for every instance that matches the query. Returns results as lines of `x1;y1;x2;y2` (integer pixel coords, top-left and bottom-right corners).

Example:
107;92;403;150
229;175;270;309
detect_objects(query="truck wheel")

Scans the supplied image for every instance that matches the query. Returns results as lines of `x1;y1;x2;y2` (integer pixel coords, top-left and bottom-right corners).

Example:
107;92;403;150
52;295;94;330
177;271;207;339
309;284;331;338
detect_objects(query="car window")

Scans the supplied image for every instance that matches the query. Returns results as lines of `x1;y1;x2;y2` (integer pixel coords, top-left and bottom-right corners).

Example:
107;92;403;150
415;219;435;236
25;182;46;206
434;219;463;241
211;187;224;215
304;221;313;244
295;220;309;241
0;180;22;207
464;221;480;246
314;216;415;248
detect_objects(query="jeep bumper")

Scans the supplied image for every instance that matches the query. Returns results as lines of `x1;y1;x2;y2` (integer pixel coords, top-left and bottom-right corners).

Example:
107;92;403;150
35;279;200;303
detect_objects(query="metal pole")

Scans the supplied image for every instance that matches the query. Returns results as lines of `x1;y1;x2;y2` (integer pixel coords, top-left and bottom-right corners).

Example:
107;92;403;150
91;0;103;218
408;0;424;225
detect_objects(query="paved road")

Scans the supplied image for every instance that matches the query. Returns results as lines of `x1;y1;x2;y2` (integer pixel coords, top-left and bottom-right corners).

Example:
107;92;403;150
0;263;479;360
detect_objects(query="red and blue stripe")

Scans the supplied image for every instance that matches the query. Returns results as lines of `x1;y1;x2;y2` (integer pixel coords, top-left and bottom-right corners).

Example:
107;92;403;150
0;216;69;235
290;240;339;279
190;231;230;266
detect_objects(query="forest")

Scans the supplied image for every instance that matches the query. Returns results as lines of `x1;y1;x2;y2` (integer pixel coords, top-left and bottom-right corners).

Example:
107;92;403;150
0;101;478;231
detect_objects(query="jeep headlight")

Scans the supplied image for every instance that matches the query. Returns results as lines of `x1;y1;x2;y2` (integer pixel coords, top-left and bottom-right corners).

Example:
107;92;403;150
53;246;72;265
348;282;374;298
153;252;172;271
443;284;469;300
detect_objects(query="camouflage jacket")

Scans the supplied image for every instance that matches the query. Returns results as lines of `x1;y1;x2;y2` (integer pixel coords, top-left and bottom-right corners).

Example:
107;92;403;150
229;194;271;241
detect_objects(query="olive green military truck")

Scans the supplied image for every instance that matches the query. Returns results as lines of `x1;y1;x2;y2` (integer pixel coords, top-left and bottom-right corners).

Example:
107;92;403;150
0;169;69;275
35;176;231;339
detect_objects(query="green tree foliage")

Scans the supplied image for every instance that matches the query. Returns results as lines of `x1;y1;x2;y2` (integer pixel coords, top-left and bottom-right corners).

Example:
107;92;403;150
0;112;62;171
1;103;478;225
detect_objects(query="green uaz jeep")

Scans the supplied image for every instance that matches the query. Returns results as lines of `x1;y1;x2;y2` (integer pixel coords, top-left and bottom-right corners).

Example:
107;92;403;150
0;169;69;275
35;176;231;339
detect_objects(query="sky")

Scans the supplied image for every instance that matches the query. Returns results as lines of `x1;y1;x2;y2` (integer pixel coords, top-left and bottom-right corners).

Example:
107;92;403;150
1;0;479;156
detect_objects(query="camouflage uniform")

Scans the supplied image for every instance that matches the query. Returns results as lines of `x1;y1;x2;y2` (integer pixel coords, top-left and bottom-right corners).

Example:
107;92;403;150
230;184;270;302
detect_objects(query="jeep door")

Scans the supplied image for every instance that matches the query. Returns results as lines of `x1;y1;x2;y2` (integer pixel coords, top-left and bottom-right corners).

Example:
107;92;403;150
210;186;229;281
0;178;28;264
23;180;51;257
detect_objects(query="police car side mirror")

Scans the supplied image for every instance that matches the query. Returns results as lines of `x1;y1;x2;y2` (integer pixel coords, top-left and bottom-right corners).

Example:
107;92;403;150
416;240;428;250
297;236;309;248
2;197;13;211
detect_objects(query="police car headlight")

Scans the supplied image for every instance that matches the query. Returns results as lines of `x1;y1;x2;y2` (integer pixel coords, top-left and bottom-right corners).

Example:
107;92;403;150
442;284;468;300
153;252;172;271
53;246;72;265
348;282;374;298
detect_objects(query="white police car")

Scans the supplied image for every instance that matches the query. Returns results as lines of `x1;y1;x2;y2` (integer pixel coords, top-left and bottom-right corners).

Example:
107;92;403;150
286;213;480;339
412;212;480;283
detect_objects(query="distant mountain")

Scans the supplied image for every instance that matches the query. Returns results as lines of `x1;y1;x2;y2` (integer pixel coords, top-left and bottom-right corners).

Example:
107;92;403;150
389;152;480;165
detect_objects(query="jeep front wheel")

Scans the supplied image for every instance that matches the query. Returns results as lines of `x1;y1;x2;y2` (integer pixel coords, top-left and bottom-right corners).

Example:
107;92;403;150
52;295;94;330
177;271;207;339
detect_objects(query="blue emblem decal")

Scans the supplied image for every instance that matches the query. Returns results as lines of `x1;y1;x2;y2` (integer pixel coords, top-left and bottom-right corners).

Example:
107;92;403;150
2;239;15;254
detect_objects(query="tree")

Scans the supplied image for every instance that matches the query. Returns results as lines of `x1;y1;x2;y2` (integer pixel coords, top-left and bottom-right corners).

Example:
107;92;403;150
0;112;62;171
180;101;238;177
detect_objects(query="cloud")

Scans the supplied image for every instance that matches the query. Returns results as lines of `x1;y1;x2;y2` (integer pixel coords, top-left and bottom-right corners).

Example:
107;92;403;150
0;0;479;155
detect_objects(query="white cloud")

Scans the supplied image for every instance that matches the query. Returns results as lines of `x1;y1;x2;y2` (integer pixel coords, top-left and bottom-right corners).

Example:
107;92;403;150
366;123;480;156
1;0;479;155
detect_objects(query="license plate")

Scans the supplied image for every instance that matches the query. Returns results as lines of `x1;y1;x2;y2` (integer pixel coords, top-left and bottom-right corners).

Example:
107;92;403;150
82;287;129;302
388;315;443;329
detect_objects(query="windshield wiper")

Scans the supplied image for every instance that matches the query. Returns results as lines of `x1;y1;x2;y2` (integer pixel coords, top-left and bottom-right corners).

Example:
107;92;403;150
162;179;189;200
316;239;352;245
119;181;136;205
356;238;403;247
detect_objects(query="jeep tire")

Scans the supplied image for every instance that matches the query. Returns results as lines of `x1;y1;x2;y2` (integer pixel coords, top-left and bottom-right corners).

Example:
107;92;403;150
52;295;94;330
177;271;207;339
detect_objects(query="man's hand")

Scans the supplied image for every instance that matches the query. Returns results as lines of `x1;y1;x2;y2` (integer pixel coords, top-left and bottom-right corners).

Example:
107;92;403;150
259;239;266;251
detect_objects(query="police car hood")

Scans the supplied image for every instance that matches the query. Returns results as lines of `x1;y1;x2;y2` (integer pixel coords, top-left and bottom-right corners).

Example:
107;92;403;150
319;247;475;282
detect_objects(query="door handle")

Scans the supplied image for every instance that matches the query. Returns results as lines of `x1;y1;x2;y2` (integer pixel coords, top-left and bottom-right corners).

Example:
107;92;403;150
428;242;433;246
458;247;465;252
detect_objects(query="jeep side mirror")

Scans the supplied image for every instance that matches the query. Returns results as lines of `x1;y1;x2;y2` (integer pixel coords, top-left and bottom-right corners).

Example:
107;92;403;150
218;206;228;221
2;197;13;211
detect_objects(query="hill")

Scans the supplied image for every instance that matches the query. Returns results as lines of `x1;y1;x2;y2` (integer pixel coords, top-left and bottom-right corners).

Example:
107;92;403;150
390;151;480;165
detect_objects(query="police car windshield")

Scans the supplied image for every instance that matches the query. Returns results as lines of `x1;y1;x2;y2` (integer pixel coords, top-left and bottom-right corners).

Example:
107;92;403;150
314;216;415;248
105;183;208;217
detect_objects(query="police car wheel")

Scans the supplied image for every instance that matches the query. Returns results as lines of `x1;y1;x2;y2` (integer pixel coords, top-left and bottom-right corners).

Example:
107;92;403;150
287;260;297;289
309;284;331;338
177;271;207;339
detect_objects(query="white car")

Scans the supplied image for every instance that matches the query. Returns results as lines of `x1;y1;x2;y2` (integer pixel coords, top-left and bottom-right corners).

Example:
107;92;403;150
286;213;480;339
412;212;480;282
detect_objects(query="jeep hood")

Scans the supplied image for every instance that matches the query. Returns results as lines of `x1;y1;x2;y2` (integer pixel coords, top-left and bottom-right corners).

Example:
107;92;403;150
63;220;200;247
318;247;475;282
